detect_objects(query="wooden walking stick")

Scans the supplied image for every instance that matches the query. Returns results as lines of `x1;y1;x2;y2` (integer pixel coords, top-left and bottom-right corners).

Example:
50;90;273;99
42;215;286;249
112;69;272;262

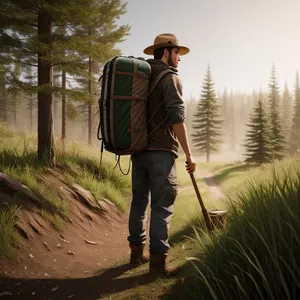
190;172;214;232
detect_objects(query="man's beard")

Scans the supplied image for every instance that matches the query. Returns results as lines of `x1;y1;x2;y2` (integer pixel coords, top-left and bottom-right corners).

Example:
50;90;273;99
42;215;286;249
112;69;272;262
168;56;176;68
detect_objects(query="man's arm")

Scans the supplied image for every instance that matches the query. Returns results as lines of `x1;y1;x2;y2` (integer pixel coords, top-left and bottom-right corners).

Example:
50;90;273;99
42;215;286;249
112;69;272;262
172;122;196;173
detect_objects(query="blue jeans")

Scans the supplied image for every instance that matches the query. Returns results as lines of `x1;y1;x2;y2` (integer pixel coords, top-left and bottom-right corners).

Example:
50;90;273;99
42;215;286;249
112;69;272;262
128;150;178;254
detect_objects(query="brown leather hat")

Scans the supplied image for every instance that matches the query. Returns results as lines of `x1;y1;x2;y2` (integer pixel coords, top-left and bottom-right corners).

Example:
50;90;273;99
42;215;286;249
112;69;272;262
143;33;190;56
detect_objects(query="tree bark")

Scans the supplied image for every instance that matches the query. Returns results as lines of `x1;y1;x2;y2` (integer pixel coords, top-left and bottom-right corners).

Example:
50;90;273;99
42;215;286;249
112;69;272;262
88;54;92;145
37;11;55;166
61;69;66;141
13;98;17;126
0;81;6;122
29;97;33;131
206;150;210;163
88;26;92;145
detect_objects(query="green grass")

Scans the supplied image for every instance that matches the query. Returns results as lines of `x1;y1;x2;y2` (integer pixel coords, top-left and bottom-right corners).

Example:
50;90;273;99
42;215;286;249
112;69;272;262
55;141;130;212
66;170;126;212
7;122;298;300
0;124;131;213
0;205;21;259
100;156;300;300
175;155;206;187
182;157;300;300
0;124;131;258
97;155;234;300
202;161;257;195
40;209;65;231
99;238;199;300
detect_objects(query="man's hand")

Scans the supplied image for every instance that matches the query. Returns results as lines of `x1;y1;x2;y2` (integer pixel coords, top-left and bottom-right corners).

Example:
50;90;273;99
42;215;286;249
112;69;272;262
185;154;196;173
171;122;196;173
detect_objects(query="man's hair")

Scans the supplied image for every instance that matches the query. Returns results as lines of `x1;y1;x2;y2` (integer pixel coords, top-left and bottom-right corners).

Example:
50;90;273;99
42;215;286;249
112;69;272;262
153;47;173;59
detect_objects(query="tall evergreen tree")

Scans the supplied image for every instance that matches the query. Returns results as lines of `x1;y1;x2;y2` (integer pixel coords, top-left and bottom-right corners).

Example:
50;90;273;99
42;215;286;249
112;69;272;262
290;72;300;153
282;81;293;139
220;87;230;145
244;97;271;164
0;0;130;165
0;65;8;123
9;63;22;127
24;66;37;131
268;64;285;160
192;66;223;162
229;91;236;151
184;96;197;147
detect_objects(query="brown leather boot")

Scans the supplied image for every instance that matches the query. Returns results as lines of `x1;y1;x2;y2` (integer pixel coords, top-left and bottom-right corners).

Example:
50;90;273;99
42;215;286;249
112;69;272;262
129;243;149;266
149;253;180;278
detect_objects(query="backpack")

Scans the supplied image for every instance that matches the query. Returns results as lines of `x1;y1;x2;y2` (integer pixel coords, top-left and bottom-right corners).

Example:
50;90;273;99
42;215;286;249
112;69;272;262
97;56;173;161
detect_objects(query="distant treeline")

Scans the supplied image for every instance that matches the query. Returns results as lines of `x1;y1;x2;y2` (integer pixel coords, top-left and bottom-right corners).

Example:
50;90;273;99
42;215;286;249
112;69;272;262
185;64;300;163
0;1;299;165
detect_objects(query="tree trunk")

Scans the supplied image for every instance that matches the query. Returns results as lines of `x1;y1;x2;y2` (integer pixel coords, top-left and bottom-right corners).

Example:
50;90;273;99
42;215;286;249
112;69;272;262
13;98;17;127
88;26;92;145
88;54;92;145
61;69;66;141
37;11;55;166
0;81;6;122
29;97;33;131
206;150;210;163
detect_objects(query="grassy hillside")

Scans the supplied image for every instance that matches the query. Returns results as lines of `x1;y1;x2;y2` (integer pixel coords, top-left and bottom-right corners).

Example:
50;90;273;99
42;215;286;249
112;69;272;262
3;122;299;300
0;123;131;258
177;157;300;300
97;156;300;300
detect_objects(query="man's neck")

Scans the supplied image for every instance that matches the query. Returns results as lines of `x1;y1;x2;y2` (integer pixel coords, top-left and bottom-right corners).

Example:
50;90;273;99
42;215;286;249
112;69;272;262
160;57;168;65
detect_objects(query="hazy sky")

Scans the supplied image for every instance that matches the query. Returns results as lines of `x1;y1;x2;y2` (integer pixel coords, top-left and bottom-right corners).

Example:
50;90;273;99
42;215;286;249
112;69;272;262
117;0;300;100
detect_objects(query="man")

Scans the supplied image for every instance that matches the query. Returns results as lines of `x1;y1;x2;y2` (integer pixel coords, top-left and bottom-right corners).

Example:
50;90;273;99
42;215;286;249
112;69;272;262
128;33;196;277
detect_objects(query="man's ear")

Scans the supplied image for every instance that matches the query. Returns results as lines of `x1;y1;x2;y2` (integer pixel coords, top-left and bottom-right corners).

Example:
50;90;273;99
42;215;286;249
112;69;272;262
163;48;169;57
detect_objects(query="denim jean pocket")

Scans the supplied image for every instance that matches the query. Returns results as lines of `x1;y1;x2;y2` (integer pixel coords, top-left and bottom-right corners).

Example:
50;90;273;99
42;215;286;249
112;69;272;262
166;174;179;200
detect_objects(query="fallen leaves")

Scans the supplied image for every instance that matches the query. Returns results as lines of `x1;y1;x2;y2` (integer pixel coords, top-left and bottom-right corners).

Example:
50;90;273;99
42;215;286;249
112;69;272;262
84;239;97;245
43;242;51;251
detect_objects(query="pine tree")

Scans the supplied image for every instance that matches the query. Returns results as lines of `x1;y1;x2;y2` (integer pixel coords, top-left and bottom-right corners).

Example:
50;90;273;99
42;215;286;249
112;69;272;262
9;63;23;127
0;0;130;165
268;64;285;160
24;66;37;131
57;1;129;145
282;82;293;139
192;66;223;162
184;96;197;148
0;65;8;123
229;91;236;151
244;97;271;164
220;87;230;146
290;72;300;153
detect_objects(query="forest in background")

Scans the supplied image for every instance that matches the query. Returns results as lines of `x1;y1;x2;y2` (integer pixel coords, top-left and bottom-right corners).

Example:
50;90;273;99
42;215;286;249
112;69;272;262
1;64;299;161
0;0;299;164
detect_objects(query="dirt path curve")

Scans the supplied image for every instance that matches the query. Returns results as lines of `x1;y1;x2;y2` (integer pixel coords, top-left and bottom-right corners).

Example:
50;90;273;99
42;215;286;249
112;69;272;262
180;169;225;202
0;168;225;300
196;169;225;201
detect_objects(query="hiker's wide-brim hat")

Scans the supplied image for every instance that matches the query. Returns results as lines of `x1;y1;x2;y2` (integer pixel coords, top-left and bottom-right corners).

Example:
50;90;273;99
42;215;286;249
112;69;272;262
143;33;190;56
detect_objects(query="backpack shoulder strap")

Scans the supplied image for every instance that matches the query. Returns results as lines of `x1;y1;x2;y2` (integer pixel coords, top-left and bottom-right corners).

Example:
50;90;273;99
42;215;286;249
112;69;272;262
147;70;177;137
148;69;176;97
147;70;176;125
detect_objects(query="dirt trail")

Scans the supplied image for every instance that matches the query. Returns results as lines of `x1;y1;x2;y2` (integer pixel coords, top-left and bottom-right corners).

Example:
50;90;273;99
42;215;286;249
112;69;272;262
0;168;225;299
180;169;225;202
197;169;225;201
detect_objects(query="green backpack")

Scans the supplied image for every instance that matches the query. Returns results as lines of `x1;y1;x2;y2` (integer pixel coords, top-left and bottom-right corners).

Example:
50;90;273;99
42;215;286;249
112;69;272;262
97;56;173;160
